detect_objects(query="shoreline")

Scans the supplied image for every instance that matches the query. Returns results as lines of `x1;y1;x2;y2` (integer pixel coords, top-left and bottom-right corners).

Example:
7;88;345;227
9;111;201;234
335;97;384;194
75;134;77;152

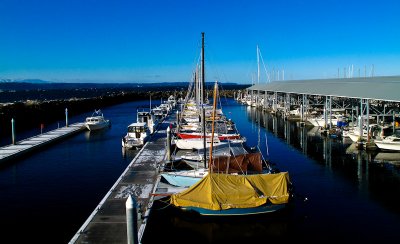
0;88;244;138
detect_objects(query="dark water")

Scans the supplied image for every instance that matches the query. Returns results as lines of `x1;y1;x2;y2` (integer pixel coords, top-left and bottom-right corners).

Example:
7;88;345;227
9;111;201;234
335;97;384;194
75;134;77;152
142;100;400;243
0;100;159;243
1;98;399;243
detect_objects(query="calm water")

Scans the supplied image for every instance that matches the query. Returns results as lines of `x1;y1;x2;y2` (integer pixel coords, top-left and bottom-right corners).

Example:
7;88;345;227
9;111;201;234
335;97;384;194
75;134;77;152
0;100;158;243
1;98;399;243
142;100;400;243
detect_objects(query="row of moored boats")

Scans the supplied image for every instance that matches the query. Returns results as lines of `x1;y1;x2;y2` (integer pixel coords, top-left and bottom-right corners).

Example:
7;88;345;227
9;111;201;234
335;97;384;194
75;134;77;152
236;94;400;152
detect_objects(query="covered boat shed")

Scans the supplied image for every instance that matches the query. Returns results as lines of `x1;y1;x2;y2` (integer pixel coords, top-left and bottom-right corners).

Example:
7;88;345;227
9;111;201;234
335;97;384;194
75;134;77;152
246;76;400;102
242;75;400;130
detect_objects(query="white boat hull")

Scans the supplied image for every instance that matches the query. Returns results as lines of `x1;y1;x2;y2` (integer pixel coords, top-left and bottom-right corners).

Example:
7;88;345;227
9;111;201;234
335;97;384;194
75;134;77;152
122;139;145;149
374;141;400;151
85;121;110;131
161;169;208;187
85;111;110;131
348;133;368;142
174;138;227;150
308;118;338;127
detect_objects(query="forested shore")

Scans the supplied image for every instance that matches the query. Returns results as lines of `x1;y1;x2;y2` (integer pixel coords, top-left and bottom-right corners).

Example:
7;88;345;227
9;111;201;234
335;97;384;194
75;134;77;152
0;86;247;138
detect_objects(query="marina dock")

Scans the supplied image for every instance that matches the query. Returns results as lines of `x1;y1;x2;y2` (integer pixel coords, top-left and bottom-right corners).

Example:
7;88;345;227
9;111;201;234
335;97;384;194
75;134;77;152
69;113;174;243
0;122;85;164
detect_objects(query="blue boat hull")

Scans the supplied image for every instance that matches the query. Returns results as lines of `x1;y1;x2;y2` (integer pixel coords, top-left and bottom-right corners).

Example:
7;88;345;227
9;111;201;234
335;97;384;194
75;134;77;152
181;203;286;216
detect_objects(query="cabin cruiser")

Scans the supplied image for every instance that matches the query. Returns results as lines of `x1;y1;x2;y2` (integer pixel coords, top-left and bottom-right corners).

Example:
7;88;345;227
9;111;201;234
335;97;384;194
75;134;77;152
122;122;150;149
137;108;159;134
84;110;110;131
374;135;400;151
307;114;347;128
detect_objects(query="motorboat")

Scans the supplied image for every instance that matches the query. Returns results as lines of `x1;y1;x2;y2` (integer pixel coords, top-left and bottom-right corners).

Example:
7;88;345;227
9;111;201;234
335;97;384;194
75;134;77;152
151;106;166;121
137;108;159;134
122;122;150;149
307;114;346;128
84;109;110;131
374;135;400;151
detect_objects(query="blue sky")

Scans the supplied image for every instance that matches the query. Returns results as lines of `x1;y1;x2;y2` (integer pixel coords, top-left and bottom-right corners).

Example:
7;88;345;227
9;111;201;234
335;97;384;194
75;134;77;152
0;0;399;84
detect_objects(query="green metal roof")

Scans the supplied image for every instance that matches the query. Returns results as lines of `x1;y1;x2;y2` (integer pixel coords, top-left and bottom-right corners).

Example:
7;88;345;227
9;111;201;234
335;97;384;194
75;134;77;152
247;76;400;102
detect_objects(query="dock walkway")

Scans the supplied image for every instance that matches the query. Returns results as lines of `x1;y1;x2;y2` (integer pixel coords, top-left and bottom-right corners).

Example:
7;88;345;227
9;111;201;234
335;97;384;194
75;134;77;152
0;123;85;164
69;113;174;243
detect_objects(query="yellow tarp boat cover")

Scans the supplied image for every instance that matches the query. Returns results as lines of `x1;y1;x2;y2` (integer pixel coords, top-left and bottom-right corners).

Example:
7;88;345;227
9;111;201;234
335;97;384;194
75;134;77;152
170;172;291;210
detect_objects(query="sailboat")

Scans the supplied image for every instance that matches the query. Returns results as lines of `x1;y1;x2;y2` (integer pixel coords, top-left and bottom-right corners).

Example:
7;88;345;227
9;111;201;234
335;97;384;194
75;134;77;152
170;81;291;216
168;34;292;216
173;46;245;151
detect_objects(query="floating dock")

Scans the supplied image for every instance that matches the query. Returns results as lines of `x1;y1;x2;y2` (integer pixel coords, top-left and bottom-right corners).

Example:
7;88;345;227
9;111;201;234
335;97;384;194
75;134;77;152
0;123;85;164
69;114;174;243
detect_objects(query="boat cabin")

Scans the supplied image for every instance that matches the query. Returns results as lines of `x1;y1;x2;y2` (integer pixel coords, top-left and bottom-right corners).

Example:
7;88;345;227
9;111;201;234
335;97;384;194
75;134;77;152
127;122;149;136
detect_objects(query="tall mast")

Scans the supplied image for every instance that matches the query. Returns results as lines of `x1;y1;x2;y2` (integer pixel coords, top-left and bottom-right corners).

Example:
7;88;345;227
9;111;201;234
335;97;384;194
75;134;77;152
194;68;198;106
257;45;260;84
201;32;207;168
208;80;218;172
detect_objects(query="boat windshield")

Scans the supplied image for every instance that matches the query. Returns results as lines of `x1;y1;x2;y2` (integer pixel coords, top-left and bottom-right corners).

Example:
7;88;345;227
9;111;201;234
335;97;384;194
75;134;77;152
128;126;146;133
87;118;100;122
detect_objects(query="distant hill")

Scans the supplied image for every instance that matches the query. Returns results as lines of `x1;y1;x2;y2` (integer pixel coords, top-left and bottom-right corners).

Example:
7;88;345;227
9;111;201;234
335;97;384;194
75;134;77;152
0;80;250;103
0;80;250;91
0;78;52;84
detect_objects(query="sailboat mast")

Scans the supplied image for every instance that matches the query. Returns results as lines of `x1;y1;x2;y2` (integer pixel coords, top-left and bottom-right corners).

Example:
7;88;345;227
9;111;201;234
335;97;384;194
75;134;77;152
257;45;260;84
194;68;198;106
208;81;218;171
201;32;207;169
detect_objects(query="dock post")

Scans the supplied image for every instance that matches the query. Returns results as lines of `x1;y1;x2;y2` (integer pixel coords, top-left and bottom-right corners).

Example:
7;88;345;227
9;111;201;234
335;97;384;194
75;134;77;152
11;118;16;145
167;126;171;162
65;108;69;127
126;194;138;244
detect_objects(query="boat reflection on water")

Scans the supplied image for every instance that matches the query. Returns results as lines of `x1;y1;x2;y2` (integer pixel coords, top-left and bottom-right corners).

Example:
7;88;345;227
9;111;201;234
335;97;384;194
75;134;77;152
143;199;295;243
121;146;138;160
144;101;400;243
242;106;400;208
374;152;400;165
83;127;110;141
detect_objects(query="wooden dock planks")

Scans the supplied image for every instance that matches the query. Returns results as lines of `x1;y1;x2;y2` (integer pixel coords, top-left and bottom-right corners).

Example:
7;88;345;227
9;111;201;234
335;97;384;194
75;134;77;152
0;123;85;164
69;115;173;244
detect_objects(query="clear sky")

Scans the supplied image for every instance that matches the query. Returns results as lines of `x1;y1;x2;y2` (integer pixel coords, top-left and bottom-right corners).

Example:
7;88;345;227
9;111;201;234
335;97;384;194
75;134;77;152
1;0;399;84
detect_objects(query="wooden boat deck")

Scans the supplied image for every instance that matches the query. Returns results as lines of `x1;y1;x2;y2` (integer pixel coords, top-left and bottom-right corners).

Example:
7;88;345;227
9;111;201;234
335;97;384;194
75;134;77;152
69;113;174;244
0;123;86;165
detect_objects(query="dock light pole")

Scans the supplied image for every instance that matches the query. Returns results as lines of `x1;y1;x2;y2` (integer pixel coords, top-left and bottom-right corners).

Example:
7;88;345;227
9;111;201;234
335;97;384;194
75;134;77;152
65;108;68;127
11;118;15;145
167;125;171;162
126;194;138;244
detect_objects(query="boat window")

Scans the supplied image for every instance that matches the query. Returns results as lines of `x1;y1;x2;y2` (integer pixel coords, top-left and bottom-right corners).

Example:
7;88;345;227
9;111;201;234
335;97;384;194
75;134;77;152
129;126;145;132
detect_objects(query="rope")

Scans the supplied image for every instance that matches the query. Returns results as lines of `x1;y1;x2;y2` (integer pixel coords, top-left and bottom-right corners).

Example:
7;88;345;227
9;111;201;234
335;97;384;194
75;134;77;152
153;198;174;210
